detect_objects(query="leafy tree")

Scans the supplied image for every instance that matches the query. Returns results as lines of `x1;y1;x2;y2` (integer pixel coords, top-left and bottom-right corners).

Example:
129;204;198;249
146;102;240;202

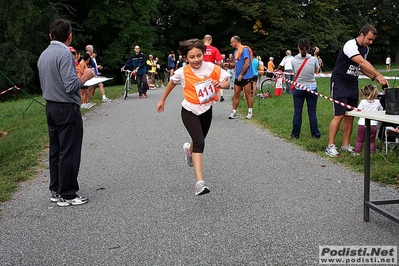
1;1;48;93
60;0;158;86
363;0;399;63
0;0;78;96
1;0;398;94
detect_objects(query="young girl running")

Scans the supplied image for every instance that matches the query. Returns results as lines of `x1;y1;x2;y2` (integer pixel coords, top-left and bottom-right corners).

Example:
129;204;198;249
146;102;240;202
156;39;230;195
354;84;383;155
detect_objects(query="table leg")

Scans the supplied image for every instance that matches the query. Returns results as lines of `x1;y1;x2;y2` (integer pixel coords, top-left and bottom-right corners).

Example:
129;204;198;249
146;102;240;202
364;118;370;222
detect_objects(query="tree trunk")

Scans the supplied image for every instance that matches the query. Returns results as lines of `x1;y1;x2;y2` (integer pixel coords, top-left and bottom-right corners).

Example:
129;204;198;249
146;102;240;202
396;42;399;64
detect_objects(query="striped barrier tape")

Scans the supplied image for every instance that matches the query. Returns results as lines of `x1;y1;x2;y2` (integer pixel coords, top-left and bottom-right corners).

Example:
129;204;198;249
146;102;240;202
314;73;398;79
275;75;361;111
266;70;398;79
0;86;19;95
0;85;45;108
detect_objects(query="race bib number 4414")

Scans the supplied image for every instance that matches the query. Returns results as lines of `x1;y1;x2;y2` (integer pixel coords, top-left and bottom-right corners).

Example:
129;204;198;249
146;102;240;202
195;79;216;104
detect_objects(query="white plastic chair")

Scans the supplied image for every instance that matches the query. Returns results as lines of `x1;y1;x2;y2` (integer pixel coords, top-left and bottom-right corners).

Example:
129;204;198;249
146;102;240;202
382;126;399;154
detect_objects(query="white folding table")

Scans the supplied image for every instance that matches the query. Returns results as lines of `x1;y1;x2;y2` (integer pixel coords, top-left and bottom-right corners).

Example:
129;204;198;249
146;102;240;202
347;110;399;224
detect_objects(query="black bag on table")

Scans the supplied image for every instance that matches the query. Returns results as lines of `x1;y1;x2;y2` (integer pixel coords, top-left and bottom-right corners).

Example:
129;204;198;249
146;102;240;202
384;88;399;115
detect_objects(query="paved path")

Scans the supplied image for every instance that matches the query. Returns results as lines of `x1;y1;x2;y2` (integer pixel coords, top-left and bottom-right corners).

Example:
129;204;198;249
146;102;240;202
1;87;398;265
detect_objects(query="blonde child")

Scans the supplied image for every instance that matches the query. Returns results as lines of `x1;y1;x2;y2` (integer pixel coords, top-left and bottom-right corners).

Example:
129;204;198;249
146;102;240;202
354;84;383;155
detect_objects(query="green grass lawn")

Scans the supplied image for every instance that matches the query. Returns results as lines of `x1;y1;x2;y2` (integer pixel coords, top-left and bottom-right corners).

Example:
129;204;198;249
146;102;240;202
239;70;399;186
1;72;398;204
0;84;131;202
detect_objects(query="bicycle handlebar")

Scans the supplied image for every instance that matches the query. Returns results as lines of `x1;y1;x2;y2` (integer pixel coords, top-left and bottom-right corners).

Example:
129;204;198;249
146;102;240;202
122;69;136;77
122;69;138;81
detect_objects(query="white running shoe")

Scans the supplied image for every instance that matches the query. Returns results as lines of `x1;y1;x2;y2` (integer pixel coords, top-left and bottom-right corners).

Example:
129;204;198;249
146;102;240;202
57;195;88;207
325;144;340;157
246;112;253;119
229;112;237;119
50;191;59;203
195;180;210;196
341;145;355;153
183;143;193;167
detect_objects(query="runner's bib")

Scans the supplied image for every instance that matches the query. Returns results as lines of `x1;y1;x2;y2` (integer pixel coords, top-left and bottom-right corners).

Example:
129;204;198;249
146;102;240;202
194;79;216;104
183;63;220;104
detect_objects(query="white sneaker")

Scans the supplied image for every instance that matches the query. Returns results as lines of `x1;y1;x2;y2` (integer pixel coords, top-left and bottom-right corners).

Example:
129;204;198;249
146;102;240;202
50;191;59;203
183;143;193;167
102;97;111;102
246;112;253;119
229;112;237;119
57;195;88;207
195;180;210;196
341;145;355;153
325;144;340;157
81;103;89;109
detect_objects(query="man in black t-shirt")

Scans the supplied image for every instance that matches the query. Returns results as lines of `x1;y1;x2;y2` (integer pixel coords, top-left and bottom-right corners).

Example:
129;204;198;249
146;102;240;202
325;24;388;158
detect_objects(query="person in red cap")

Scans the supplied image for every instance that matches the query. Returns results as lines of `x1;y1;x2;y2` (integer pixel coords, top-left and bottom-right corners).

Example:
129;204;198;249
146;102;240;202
68;46;79;68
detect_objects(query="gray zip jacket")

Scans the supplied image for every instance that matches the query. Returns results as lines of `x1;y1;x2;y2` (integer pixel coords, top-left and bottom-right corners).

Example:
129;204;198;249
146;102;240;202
291;53;319;85
38;41;82;105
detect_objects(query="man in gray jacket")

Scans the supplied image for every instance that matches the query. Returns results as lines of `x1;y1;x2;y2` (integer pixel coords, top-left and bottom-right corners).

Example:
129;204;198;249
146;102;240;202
38;19;94;207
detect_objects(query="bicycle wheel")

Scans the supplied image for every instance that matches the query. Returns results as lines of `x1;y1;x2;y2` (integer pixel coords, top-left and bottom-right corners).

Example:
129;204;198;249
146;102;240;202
260;78;274;97
123;77;130;99
164;69;170;82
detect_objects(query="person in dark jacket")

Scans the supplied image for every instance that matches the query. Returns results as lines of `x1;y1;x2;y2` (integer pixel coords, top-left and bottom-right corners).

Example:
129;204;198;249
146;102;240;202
121;46;148;98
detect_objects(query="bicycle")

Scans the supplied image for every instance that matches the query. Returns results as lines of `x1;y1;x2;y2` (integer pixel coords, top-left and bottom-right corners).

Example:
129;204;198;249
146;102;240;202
164;68;170;82
259;76;276;98
122;69;136;99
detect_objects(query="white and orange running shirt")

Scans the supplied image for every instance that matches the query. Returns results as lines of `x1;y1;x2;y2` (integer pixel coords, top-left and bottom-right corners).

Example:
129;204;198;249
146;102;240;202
171;61;229;115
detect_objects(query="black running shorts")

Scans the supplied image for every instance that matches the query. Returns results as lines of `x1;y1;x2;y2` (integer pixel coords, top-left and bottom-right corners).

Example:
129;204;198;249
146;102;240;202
331;82;359;116
234;78;251;87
